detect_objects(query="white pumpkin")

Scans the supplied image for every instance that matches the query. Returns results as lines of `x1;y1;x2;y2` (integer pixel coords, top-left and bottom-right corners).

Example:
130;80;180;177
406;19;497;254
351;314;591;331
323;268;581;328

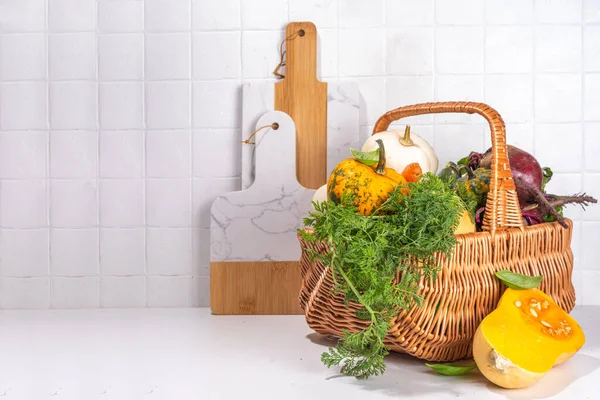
361;125;438;174
311;184;328;207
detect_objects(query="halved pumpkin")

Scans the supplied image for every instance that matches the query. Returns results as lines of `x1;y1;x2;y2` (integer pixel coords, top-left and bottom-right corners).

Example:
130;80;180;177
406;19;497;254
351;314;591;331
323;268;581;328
473;288;585;389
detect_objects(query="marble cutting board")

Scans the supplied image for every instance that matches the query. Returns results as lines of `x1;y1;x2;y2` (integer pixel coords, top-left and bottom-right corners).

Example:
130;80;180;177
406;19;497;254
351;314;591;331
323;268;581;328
209;22;360;315
210;110;315;262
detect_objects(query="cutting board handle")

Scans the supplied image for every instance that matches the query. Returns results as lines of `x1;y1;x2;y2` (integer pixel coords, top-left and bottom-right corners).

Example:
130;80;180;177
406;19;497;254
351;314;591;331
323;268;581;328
281;22;318;83
252;111;298;186
275;22;328;190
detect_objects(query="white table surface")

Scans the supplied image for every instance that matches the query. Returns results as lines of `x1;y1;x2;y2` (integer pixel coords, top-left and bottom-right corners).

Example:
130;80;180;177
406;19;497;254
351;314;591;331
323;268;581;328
0;306;597;400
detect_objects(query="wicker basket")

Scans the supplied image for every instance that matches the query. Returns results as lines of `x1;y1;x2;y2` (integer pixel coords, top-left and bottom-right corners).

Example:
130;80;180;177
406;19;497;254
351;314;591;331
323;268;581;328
297;101;575;363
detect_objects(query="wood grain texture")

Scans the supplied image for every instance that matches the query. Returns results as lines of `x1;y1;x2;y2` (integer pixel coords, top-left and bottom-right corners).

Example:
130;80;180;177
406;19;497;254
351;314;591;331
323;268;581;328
275;21;328;190
210;22;328;315
210;261;303;315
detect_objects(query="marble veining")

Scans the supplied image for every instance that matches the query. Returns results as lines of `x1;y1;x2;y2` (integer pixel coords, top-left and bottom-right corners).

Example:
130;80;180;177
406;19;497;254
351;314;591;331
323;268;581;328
211;111;315;262
326;82;361;176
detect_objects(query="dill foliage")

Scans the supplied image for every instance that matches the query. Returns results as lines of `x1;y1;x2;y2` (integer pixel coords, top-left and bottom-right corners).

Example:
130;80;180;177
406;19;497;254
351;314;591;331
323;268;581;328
301;173;464;380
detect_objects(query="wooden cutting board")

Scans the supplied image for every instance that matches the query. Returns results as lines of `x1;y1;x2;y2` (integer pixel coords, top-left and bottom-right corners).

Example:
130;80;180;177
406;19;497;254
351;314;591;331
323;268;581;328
210;22;359;315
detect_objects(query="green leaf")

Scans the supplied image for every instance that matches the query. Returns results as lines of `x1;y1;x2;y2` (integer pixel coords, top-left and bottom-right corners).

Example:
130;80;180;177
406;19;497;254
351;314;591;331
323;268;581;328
495;270;543;290
543;204;564;223
542;167;553;192
351;147;379;166
457;155;470;166
425;362;476;376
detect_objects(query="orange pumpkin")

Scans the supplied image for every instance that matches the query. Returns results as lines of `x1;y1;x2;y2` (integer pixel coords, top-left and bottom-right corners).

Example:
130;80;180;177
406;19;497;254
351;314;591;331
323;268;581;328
327;139;408;216
401;162;423;183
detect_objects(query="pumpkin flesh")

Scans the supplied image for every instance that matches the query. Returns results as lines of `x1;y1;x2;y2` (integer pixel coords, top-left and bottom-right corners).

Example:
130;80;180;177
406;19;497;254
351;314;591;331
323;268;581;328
473;288;585;389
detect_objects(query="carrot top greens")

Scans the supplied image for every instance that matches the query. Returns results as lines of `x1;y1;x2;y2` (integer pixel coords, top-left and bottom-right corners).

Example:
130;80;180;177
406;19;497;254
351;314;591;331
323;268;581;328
300;173;464;379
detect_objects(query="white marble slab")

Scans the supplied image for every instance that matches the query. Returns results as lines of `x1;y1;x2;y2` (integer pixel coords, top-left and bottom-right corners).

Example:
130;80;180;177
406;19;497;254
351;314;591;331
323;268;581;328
240;81;360;190
210;111;316;262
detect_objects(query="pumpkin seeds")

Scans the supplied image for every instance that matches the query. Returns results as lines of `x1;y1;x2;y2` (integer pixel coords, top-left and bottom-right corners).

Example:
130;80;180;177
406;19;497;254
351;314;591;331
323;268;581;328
530;308;538;318
495;270;543;290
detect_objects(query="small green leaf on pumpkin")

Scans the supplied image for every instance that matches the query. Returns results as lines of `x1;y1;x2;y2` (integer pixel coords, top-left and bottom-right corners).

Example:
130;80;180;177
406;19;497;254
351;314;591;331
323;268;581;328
351;147;379;166
495;270;543;290
425;362;476;376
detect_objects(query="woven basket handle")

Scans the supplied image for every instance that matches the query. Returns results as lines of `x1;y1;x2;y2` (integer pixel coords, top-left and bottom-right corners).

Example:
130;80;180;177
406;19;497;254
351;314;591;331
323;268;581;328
372;101;524;233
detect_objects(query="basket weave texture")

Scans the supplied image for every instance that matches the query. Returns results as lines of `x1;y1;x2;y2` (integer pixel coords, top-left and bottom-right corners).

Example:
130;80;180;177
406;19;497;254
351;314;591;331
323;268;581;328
297;101;575;362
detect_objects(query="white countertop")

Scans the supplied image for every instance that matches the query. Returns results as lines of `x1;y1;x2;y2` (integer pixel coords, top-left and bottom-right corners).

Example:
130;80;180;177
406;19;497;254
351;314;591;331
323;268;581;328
0;306;598;400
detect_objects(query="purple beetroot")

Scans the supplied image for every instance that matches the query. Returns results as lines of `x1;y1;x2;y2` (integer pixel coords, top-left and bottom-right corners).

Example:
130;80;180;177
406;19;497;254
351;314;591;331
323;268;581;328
477;145;543;206
470;145;597;228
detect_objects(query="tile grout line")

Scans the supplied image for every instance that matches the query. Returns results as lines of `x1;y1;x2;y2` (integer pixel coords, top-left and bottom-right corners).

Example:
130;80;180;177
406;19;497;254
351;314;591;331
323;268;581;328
432;0;436;146
189;0;194;305
579;0;587;305
482;0;486;135
95;0;101;308
142;0;149;308
239;2;245;155
336;0;340;80
532;1;537;163
6;21;597;36
5;119;592;131
46;0;52;309
2;69;593;85
580;1;586;218
382;0;387;130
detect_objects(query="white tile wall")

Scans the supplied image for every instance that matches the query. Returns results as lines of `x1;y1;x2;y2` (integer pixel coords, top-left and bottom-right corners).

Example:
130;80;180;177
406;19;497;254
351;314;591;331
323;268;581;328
386;27;434;75
0;33;46;81
98;1;144;33
99;34;144;81
49;33;96;80
100;275;146;308
1;82;47;129
51;276;99;308
0;0;599;309
100;228;146;276
485;27;534;74
50;228;99;276
339;0;384;28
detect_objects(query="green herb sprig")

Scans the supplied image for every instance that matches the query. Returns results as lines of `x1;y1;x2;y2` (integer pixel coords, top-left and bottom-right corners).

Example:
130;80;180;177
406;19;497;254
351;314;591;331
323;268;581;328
301;173;464;380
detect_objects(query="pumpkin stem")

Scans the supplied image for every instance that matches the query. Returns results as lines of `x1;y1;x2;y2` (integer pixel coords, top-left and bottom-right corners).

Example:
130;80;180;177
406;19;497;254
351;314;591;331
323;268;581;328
375;139;386;175
462;165;476;179
399;125;414;147
448;162;463;178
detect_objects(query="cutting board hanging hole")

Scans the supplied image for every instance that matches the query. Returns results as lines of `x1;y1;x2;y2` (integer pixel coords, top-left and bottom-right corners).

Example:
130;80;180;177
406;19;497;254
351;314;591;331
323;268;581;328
273;29;305;79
